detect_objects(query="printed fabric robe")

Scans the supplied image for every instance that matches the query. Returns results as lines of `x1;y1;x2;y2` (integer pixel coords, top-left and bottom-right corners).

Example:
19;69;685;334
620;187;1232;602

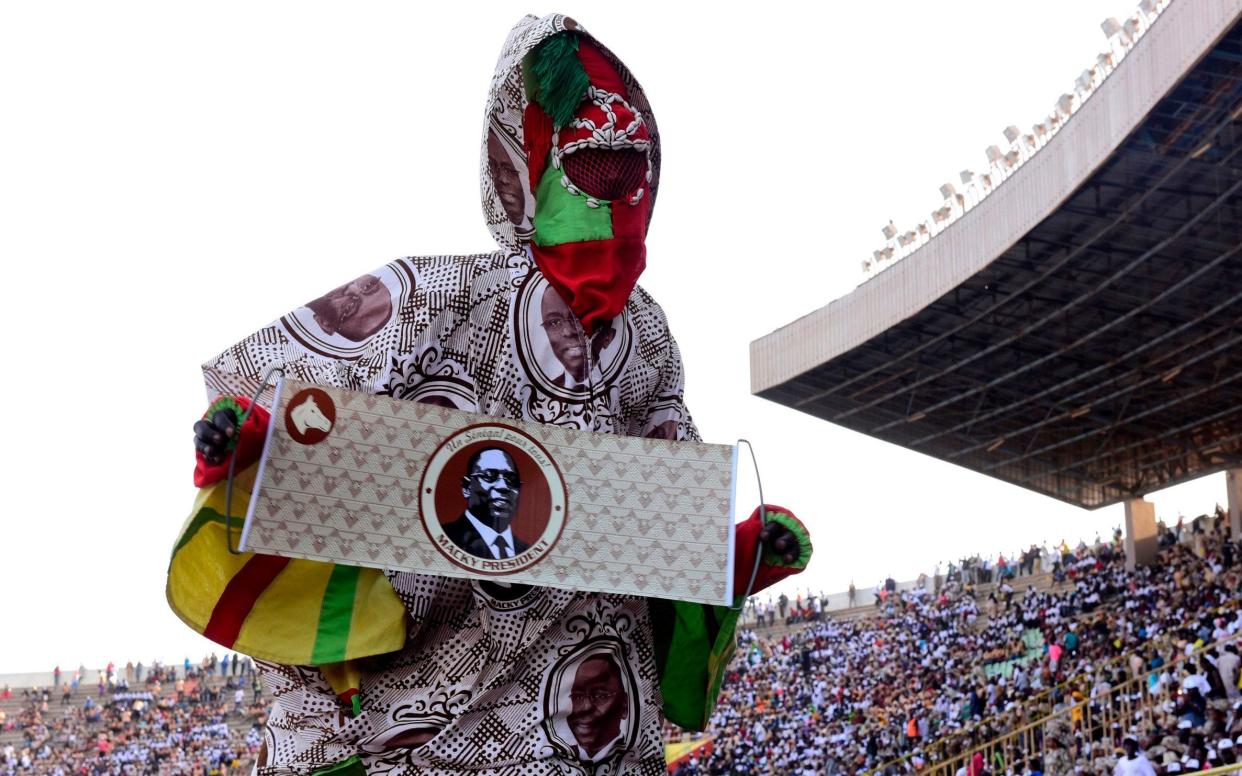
167;13;809;776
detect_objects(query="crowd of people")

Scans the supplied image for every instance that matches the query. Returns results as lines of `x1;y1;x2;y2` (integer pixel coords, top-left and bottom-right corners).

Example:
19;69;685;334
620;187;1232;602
751;592;831;628
1;655;267;775
670;514;1242;775
746;532;1137;632
4;517;1240;775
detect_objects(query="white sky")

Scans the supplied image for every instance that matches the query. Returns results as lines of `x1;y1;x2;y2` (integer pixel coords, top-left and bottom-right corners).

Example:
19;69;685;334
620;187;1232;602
1;0;1228;674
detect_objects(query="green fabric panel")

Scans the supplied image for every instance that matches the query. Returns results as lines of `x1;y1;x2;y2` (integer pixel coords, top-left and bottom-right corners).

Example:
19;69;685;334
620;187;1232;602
171;507;228;558
649;598;741;731
308;755;366;776
311;565;362;664
532;164;613;246
653;599;709;729
704;603;742;711
702;605;720;645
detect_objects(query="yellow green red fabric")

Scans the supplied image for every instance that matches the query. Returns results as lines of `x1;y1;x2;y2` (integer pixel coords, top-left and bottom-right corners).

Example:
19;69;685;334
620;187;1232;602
165;461;406;709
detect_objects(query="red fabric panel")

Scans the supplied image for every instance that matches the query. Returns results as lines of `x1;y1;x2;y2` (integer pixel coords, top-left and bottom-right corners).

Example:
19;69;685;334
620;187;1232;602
577;40;628;98
194;399;271;488
530;191;649;331
531;235;645;332
732;505;806;597
610;189;650;237
202;554;291;648
524;102;554;193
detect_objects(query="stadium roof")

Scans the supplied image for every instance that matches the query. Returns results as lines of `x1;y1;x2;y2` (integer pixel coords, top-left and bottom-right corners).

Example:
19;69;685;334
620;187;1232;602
750;1;1242;510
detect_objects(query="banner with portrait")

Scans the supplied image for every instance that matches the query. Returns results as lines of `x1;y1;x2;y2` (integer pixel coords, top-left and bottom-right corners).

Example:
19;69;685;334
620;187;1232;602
237;376;738;605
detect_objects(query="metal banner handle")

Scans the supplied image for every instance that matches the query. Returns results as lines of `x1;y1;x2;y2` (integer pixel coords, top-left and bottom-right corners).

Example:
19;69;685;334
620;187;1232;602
224;367;285;555
732;439;767;609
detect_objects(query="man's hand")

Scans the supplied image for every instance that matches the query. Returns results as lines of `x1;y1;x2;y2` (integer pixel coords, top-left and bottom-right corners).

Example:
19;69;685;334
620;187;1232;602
193;409;239;466
759;519;801;566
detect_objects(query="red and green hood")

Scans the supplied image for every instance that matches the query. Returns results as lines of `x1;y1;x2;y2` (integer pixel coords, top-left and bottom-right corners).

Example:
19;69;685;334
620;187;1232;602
481;14;661;330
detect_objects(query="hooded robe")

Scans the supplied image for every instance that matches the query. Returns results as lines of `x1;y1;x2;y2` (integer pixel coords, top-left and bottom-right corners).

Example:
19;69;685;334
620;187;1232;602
167;14;810;775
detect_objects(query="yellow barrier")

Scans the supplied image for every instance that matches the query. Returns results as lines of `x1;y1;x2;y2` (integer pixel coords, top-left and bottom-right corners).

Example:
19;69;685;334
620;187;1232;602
1195;764;1242;776
868;578;1242;775
915;630;1241;776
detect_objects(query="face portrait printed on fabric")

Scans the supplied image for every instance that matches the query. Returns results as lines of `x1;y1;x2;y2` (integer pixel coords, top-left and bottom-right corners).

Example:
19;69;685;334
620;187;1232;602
199;14;700;775
487;126;534;231
516;272;631;402
543;640;639;765
454;446;524;560
276;264;407;362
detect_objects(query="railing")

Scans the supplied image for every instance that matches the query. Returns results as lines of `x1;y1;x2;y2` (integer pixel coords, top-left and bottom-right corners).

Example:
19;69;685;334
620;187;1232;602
868;551;1240;774
860;0;1170;276
915;631;1241;776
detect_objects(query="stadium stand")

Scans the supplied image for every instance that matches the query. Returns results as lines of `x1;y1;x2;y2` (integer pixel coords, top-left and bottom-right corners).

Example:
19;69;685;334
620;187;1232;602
1;659;267;775
666;516;1242;775
2;517;1235;776
738;0;1242;769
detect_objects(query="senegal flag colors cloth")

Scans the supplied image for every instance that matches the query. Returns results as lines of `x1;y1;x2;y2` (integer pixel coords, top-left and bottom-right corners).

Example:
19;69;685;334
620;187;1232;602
652;598;742;731
166;462;407;711
653;509;810;731
664;737;714;770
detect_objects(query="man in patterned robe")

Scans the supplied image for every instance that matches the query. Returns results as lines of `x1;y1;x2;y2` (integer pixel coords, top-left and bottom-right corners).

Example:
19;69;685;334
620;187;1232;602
174;14;812;775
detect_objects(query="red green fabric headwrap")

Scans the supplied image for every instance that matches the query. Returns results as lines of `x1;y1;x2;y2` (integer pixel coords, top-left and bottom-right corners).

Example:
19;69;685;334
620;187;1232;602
524;34;652;331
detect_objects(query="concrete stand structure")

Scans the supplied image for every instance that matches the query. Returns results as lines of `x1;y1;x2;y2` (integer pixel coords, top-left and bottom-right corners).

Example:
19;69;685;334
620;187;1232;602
1122;498;1158;571
1228;468;1242;542
751;4;1242;521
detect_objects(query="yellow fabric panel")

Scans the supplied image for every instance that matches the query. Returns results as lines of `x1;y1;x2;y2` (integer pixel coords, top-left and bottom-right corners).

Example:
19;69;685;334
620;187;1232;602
166;520;252;635
166;468;256;633
320;661;363;700
234;557;336;664
345;568;408;658
171;465;257;547
168;464;405;666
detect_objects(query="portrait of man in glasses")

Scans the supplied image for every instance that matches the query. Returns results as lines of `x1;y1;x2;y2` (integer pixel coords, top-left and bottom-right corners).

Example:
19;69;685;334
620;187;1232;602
565;653;630;762
540;284;615;392
443;446;530;560
303;273;393;343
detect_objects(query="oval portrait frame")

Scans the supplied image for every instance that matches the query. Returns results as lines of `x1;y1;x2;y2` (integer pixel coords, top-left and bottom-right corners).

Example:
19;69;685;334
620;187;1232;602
277;261;414;361
419;422;568;575
513;272;633;402
540;637;639;764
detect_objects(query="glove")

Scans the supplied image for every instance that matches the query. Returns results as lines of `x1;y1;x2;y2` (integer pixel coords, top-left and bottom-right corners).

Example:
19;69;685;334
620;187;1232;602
192;408;239;466
759;520;802;566
191;397;270;488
